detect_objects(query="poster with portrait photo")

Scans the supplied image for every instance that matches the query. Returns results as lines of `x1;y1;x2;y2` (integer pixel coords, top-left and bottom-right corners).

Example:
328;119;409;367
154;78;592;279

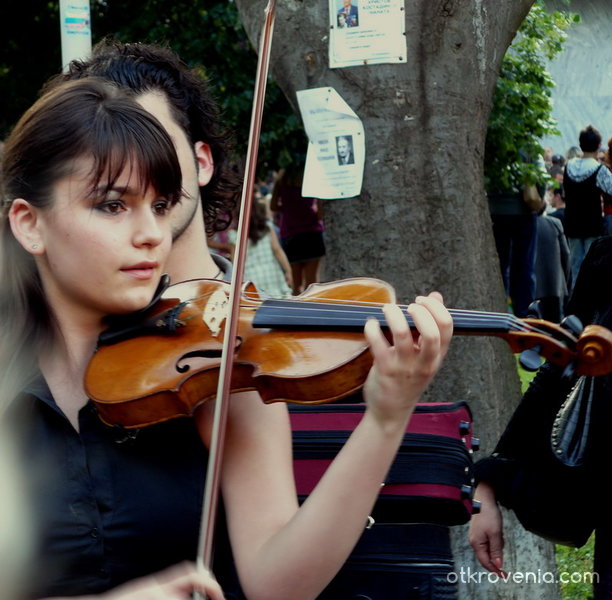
297;87;364;199
329;0;406;69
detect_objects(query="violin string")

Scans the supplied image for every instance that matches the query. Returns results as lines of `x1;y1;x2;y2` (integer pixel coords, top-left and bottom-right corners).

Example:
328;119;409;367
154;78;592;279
256;305;521;331
240;291;516;319
202;296;526;331
244;295;529;332
179;285;541;335
181;281;513;320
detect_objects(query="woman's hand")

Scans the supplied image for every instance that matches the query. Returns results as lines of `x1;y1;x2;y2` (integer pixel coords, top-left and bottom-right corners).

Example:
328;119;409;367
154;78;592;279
362;292;453;427
101;562;225;600
469;483;506;576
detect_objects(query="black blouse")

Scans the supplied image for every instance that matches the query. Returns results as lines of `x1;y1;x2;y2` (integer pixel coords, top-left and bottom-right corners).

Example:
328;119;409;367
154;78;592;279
19;379;209;597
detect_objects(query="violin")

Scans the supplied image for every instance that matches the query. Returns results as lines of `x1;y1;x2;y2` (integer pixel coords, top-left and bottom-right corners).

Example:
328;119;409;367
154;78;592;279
84;276;612;430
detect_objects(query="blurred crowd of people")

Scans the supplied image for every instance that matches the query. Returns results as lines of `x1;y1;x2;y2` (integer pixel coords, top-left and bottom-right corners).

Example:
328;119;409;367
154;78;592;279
489;124;612;323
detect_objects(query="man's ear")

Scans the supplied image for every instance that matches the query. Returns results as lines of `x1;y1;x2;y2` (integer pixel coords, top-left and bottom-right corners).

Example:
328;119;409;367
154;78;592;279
8;199;44;255
194;141;214;187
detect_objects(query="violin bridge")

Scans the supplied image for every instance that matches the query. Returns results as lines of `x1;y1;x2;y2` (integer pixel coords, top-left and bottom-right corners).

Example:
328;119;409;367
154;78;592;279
203;287;229;338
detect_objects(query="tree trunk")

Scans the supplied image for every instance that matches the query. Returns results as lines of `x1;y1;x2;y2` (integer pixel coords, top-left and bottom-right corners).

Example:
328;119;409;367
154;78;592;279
236;2;560;598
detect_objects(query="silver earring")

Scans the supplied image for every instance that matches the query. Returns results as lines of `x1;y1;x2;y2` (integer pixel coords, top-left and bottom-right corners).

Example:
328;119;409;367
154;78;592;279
31;244;39;250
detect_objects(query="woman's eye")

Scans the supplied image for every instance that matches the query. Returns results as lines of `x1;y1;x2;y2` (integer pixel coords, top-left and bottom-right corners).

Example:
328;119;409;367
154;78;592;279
97;201;125;214
153;199;172;216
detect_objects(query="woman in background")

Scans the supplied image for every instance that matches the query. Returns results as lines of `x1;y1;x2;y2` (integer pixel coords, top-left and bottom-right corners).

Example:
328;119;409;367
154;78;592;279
271;165;325;295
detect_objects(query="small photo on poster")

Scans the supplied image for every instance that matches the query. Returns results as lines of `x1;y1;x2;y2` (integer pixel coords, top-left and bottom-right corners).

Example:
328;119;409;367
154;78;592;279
336;0;359;28
336;135;355;165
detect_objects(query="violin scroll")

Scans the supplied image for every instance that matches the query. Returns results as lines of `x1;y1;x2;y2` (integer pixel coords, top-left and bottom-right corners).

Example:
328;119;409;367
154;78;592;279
513;318;612;378
575;324;612;377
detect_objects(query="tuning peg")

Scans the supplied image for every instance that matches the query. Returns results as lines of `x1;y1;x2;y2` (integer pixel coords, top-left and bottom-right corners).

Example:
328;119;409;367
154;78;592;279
470;437;480;451
519;346;543;371
561;361;576;383
471;500;482;515
560;314;584;337
526;300;544;319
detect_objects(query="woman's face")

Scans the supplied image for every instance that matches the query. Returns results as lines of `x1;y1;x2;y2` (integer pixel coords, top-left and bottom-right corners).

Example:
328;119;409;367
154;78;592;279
33;158;173;321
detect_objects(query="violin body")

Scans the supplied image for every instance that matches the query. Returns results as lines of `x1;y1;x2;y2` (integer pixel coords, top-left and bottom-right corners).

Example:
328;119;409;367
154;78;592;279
85;277;612;430
85;278;395;428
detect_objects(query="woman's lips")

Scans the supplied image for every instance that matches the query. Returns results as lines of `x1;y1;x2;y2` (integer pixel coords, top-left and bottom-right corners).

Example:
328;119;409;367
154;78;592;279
121;262;158;280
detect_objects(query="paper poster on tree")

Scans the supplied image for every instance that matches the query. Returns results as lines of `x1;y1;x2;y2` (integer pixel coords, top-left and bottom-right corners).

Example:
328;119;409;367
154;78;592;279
329;0;406;68
297;87;364;200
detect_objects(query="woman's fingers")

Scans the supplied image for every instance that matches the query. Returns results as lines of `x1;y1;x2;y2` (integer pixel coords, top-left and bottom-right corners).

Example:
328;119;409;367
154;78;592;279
110;562;226;600
412;293;454;357
369;294;452;369
362;293;452;416
158;563;225;600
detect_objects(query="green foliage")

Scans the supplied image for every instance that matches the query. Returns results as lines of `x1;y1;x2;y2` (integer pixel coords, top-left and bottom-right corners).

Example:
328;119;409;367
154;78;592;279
484;1;579;192
0;1;304;172
91;0;305;171
557;535;595;600
0;0;62;138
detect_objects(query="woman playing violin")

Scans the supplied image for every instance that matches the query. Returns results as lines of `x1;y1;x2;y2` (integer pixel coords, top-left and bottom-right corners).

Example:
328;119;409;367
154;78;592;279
0;77;452;600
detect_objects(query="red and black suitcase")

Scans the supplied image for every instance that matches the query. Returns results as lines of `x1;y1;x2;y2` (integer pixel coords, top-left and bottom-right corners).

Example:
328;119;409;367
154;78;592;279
287;400;478;600
289;400;479;526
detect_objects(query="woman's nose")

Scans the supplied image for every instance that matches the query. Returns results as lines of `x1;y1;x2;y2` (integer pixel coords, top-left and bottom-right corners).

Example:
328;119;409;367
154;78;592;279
132;205;167;248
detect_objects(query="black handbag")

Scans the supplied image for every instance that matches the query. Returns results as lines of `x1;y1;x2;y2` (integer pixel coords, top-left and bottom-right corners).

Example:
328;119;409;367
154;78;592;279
494;237;611;548
485;369;598;548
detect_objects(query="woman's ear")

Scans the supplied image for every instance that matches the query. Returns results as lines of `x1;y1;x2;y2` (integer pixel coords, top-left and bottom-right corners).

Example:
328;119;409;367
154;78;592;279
194;141;214;187
8;199;44;255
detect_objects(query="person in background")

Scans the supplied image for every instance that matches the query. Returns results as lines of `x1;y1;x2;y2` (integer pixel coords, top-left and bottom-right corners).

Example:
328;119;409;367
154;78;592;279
228;196;293;298
487;155;546;318
547;182;566;228
549;154;565;183
468;236;612;599
542;146;554;172
563;125;612;285
533;208;570;322
603;137;612;236
270;164;326;296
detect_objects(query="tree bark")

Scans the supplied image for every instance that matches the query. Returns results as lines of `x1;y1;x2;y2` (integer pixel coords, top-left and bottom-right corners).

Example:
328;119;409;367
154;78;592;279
236;2;560;598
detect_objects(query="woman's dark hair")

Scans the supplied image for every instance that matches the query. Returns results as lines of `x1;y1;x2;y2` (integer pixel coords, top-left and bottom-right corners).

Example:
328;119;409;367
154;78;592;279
45;38;242;234
0;77;182;404
248;199;271;245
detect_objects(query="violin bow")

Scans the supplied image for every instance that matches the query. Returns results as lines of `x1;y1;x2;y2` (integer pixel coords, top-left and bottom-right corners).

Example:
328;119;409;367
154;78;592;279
196;0;278;590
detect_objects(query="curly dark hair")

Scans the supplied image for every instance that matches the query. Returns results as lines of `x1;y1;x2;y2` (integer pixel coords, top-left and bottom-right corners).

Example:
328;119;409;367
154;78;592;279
44;38;242;234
